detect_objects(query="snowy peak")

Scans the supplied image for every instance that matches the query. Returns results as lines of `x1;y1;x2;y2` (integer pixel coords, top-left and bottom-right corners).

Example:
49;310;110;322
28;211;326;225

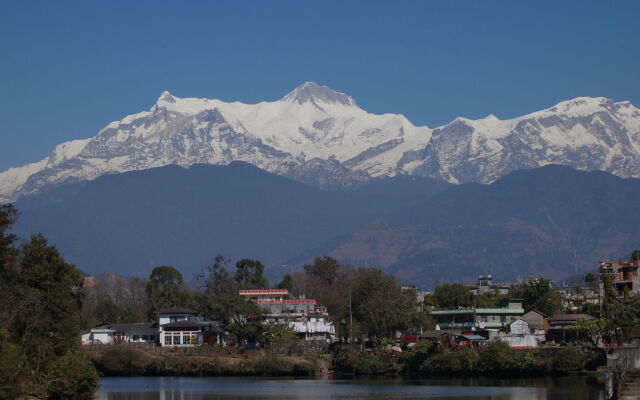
157;90;176;104
545;96;614;115
1;86;640;203
281;82;356;107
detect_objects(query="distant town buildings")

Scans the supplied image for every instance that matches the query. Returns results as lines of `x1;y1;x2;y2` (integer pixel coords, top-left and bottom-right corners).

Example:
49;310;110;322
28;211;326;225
467;275;512;295
430;299;525;330
598;259;640;298
239;289;335;341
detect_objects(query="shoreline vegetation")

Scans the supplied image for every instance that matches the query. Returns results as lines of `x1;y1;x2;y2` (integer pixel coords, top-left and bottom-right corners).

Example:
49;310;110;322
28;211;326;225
87;342;603;378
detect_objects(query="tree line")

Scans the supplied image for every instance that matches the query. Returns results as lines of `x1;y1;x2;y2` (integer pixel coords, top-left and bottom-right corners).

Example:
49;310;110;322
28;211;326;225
83;255;431;344
0;204;98;399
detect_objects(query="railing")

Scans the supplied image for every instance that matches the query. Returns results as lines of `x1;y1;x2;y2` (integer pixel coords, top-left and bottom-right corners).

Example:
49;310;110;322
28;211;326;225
81;343;237;357
607;347;640;399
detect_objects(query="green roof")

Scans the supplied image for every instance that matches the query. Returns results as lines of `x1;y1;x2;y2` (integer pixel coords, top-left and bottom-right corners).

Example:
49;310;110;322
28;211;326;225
431;308;524;315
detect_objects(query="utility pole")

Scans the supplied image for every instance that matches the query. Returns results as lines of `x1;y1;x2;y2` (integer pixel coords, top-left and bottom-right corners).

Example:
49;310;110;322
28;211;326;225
349;287;353;343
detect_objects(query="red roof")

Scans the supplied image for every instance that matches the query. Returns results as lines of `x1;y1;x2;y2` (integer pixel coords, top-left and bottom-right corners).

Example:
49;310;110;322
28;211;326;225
252;299;316;304
239;289;288;295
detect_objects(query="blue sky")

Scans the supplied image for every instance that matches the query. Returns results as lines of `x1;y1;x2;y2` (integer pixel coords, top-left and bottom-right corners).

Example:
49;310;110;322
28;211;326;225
1;0;639;171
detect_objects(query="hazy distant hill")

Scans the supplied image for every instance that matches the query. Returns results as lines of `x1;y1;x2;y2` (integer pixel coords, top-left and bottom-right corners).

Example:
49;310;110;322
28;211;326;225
12;162;640;288
13;162;450;279
303;165;640;288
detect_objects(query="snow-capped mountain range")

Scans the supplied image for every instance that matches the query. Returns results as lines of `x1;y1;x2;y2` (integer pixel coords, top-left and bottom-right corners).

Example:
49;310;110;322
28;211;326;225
1;82;639;202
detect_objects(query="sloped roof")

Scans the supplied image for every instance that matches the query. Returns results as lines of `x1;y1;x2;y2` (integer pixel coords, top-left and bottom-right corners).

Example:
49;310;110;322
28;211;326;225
547;314;594;324
524;309;548;318
161;320;225;333
92;322;157;331
154;307;196;314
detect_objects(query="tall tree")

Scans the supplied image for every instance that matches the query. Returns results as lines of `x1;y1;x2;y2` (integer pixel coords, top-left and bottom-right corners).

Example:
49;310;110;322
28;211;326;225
276;274;293;291
304;256;340;285
234;259;268;289
0;205;18;329
433;283;473;309
0;228;98;399
16;235;85;357
145;266;185;316
351;268;426;338
518;278;561;316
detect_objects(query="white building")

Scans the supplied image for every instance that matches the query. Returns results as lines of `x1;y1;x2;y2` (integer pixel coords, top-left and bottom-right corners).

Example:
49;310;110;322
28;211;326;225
239;289;336;341
83;307;225;346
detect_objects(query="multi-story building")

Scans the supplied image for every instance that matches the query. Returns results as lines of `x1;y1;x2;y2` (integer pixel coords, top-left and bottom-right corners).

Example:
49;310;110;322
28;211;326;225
598;259;640;298
430;299;525;330
555;286;598;311
239;289;335;341
466;275;518;296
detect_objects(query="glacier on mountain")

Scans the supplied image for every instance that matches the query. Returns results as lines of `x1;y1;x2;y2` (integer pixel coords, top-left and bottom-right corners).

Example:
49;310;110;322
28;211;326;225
1;82;639;202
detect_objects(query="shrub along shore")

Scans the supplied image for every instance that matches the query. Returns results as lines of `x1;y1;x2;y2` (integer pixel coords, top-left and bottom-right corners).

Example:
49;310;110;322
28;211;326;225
89;341;605;378
89;348;322;377
334;342;605;377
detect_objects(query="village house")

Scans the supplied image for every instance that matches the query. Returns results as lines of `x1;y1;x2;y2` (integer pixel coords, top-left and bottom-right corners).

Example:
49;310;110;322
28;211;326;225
555;286;598;311
239;289;336;341
430;299;525;330
82;307;225;346
522;310;548;330
598;259;640;298
466;274;513;295
545;313;595;344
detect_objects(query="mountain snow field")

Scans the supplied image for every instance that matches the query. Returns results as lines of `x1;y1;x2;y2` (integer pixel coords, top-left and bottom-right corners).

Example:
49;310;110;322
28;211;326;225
1;82;639;202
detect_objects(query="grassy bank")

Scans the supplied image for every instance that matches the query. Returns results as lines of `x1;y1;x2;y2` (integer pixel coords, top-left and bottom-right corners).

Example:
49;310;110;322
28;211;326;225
89;348;323;377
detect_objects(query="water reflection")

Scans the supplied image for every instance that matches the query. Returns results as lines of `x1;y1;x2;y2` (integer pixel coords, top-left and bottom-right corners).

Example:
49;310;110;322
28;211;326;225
96;376;604;400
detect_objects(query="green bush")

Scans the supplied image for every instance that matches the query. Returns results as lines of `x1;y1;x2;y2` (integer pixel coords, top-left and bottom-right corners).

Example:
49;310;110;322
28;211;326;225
477;340;519;372
399;340;436;372
45;351;99;400
421;347;479;374
333;345;400;375
94;349;155;376
551;347;586;373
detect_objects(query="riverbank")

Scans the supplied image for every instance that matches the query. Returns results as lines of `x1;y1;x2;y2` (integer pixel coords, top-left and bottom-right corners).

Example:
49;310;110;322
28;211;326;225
333;342;606;377
89;348;326;377
88;342;606;379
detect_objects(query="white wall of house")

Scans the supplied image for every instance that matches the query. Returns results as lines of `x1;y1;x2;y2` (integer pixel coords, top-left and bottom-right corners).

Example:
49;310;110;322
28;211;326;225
119;328;158;343
85;330;114;344
158;313;190;326
159;330;201;346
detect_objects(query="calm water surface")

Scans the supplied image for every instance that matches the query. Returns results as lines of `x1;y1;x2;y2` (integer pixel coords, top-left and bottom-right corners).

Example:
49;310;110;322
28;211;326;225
96;376;605;400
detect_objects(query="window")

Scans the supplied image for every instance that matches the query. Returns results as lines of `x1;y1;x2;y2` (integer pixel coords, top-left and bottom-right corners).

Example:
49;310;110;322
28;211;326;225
142;335;148;341
500;315;506;322
183;335;191;344
165;335;172;345
174;335;181;345
150;335;155;341
133;335;140;340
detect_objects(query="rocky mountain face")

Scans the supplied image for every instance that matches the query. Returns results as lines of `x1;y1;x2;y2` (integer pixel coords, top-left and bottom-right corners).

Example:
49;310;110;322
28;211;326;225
411;97;640;184
1;83;639;202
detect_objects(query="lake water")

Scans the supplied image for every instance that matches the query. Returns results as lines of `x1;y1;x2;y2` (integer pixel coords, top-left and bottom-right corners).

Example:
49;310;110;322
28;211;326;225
96;376;605;400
